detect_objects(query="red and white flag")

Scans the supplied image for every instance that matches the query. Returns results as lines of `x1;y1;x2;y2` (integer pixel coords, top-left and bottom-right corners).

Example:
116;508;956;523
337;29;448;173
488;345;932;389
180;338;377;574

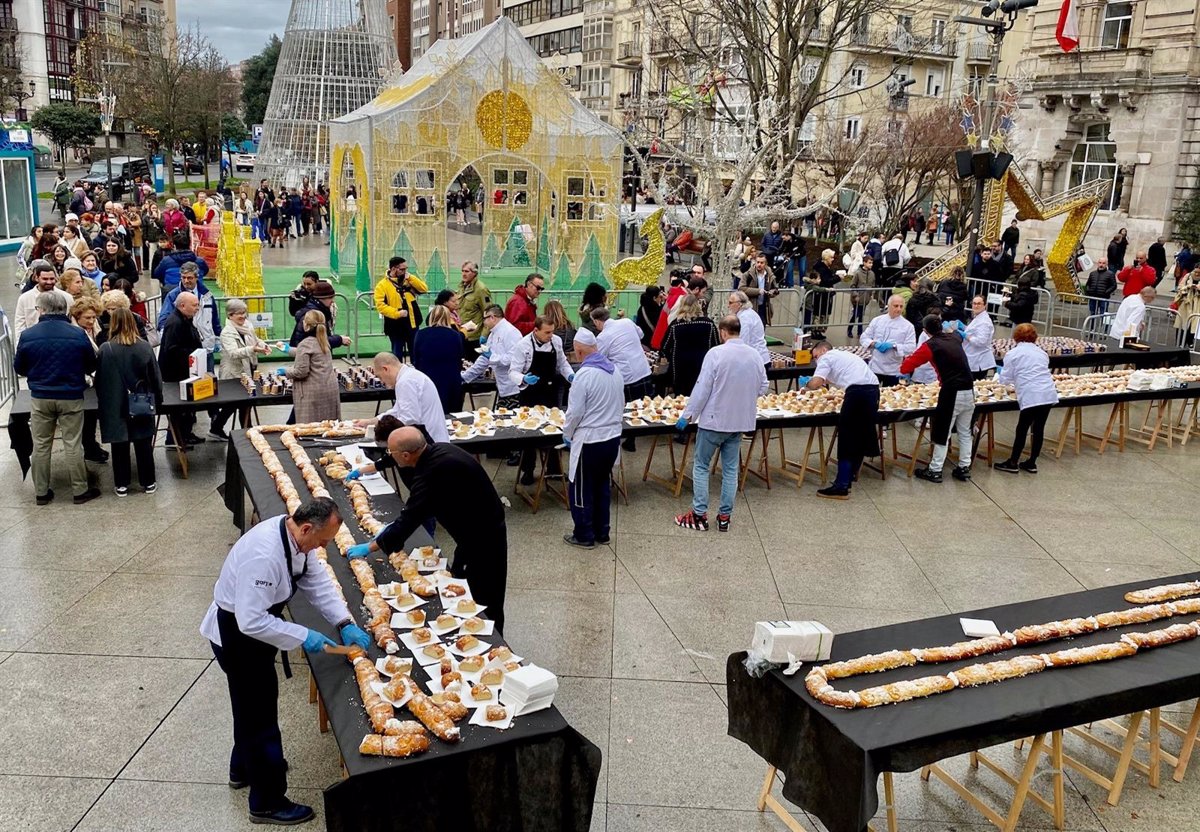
1056;0;1080;52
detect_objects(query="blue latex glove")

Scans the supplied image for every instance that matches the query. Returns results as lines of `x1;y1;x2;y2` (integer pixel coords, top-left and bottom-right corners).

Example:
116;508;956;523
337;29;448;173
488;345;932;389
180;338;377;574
955;320;967;340
900;373;913;382
275;367;287;376
523;373;540;385
796;375;812;387
566;372;575;382
479;346;491;357
345;542;372;559
875;341;893;353
345;468;362;481
561;437;571;448
302;629;336;653
279;343;291;354
479;335;488;345
339;623;370;650
675;416;689;431
942;321;955;333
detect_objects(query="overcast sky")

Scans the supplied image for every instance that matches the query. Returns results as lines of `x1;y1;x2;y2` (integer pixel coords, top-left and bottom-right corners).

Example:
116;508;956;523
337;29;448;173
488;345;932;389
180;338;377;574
179;1;287;64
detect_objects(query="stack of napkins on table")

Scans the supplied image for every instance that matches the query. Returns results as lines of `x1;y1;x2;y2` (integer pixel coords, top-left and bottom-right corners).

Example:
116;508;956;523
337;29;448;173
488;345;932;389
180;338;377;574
499;665;558;716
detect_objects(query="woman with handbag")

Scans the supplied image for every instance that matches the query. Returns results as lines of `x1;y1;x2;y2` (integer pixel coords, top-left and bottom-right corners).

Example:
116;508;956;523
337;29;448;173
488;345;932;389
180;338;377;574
279;310;340;423
97;308;163;495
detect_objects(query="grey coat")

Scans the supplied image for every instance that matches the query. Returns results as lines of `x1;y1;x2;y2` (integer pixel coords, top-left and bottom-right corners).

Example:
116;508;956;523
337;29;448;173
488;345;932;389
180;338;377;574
285;337;340;423
96;339;163;443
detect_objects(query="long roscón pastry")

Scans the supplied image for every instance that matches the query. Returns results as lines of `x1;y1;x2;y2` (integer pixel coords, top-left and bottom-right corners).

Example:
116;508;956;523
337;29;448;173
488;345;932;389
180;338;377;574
358;732;430;758
806;584;1200;709
1125;581;1200;605
350;656;394;732
402;676;461;742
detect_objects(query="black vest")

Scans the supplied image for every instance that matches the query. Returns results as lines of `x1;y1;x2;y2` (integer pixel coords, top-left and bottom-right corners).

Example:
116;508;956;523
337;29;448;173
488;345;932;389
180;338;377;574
925;334;974;392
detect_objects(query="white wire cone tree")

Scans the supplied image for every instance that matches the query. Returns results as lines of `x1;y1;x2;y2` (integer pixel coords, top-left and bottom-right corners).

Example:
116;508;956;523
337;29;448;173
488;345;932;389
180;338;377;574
255;0;398;189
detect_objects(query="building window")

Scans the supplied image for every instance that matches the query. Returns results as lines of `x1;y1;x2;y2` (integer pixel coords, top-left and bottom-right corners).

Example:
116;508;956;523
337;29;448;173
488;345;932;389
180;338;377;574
1100;2;1132;50
1069;123;1123;211
925;68;944;97
931;18;946;45
849;65;866;88
845;117;861;140
896;14;912;34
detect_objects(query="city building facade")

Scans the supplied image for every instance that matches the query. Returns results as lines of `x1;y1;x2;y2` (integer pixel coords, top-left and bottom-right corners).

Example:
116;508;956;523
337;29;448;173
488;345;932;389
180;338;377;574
1009;1;1199;258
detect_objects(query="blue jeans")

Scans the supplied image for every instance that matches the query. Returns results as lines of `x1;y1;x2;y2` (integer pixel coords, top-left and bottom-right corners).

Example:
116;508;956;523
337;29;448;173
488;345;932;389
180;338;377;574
1087;298;1110;334
692;429;742;517
945;230;955;246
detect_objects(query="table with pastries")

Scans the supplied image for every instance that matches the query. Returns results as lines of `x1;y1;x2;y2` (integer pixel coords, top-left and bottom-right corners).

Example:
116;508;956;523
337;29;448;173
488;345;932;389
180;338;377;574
224;426;602;832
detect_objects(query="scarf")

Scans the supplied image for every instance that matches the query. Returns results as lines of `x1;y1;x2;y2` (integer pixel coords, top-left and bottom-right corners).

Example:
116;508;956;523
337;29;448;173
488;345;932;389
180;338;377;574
581;352;615;375
231;320;260;370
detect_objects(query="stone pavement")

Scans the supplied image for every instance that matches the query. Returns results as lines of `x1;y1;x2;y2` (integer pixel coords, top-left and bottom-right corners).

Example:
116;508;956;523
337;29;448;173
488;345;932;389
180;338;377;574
0;374;1198;830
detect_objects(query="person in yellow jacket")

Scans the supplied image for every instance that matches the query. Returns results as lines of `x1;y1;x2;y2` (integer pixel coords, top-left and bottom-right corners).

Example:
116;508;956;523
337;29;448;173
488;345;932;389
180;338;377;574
374;256;427;361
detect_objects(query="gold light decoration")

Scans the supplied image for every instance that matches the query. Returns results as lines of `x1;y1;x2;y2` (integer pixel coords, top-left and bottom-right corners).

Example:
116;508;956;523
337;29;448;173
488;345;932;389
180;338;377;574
916;164;1108;293
476;89;533;150
611;208;665;289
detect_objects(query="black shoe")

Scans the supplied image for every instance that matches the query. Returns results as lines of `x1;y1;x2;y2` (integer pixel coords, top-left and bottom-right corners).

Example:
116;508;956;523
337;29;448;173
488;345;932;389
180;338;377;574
914;467;943;483
594;536;611;545
73;487;102;504
1019;460;1039;474
506;452;521;467
621;438;636;452
717;514;730;532
994;460;1020;474
36;489;55;506
563;533;594;548
519;472;535;486
816;485;850;500
951;466;971;481
84;448;109;463
229;775;248;789
208;428;230;441
185;434;207;444
249;801;315;825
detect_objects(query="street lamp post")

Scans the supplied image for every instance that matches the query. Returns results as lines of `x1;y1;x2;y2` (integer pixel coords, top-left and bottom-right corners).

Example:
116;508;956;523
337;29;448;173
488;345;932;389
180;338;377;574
954;0;1037;277
98;85;117;198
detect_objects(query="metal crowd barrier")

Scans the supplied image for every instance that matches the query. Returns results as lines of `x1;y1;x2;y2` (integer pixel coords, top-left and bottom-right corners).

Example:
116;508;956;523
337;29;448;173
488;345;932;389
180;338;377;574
0;311;17;409
966;277;1054;332
211;290;358;363
1189;314;1200;359
1051;291;1116;340
1142;305;1183;349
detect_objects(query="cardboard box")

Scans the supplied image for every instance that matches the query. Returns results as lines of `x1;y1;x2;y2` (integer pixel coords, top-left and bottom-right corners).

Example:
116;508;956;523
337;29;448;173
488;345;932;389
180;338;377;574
751;620;833;664
179;375;218;401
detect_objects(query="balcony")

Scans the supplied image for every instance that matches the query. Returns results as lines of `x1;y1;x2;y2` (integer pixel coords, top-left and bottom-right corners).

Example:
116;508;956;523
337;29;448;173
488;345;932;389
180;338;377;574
966;42;990;63
1031;45;1151;83
887;95;910;112
617;91;668;118
849;27;957;59
649;35;673;55
0;16;17;32
615;40;641;65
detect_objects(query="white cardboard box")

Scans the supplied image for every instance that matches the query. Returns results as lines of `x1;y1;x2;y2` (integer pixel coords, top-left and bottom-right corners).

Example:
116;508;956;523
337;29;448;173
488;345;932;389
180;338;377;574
751;621;834;664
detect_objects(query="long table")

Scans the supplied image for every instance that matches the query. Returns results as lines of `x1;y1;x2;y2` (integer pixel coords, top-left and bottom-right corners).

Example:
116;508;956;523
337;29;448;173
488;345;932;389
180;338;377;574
727;573;1200;832
225;431;602;831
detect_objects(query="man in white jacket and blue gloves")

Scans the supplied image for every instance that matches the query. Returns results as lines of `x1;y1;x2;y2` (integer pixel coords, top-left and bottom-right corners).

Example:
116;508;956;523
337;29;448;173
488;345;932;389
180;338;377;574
561;329;625;547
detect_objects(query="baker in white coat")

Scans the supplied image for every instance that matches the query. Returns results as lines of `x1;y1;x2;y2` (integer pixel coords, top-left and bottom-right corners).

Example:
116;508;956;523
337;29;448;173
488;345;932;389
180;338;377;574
1108;286;1156;345
461;303;524;408
860;294;916;385
353;351;449;444
963;295;997;379
591;305;652;451
727;290;771;368
561;329;625;548
199;497;369;825
993;323;1059;474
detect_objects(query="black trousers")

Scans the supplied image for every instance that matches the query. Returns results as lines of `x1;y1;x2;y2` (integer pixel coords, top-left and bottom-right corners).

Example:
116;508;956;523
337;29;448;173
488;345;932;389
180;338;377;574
972;369;992;380
211;609;288;813
450;527;508;633
569;438;620;544
83;409;102;453
112;437;155;489
1010;404;1052;464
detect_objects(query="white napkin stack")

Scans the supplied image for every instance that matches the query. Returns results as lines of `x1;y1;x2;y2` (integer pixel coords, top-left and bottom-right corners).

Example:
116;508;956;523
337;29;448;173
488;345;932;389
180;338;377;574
499;665;558;716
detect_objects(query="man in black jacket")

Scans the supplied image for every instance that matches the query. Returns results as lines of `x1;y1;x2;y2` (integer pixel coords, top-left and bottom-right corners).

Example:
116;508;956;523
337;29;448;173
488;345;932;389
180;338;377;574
1083;256;1116;334
1147;237;1168;285
159;291;204;447
287;281;350;349
347;427;509;631
287;270;320;317
900;315;976;483
1000;219;1020;263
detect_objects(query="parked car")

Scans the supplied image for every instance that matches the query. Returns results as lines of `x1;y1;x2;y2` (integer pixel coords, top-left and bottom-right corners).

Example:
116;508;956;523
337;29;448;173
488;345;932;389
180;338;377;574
172;155;205;174
234;153;257;173
80;156;150;202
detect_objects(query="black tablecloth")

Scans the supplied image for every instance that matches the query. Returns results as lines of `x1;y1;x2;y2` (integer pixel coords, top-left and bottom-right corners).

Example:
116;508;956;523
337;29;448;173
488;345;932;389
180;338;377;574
1035;345;1188;370
226;431;602;831
727;572;1200;832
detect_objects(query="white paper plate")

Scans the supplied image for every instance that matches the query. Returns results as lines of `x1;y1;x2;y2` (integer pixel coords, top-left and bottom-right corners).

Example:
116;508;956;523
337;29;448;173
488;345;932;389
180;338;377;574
446;636;493;658
445;601;487;619
374;657;413;678
389;610;428;629
378;581;408;598
410;643;450;666
456;681;500;709
386;594;427;613
429;616;462;637
370;679;412;708
399;630;441;653
456;617;494;637
468;702;515;728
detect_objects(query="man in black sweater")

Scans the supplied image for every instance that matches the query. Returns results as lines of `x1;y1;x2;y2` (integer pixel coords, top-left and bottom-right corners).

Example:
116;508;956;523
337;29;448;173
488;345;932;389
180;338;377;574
158;292;204;447
348;426;509;631
900;315;976;483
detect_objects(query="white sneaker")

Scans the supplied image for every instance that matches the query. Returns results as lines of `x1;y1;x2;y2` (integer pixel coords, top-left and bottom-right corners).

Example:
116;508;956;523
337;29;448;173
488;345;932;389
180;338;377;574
115;486;129;497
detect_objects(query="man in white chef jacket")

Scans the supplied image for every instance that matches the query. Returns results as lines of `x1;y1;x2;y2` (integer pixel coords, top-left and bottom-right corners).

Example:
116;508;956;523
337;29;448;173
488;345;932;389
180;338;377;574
591;305;652;451
860;294;917;386
462;302;524;410
1108;286;1156;346
963;295;997;379
674;315;768;532
729;290;772;370
353;351;450;444
561;329;625;548
200;497;370;826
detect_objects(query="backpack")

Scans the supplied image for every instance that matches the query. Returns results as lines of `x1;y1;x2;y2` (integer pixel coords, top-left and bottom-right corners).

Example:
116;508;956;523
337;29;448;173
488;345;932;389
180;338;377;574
883;246;900;267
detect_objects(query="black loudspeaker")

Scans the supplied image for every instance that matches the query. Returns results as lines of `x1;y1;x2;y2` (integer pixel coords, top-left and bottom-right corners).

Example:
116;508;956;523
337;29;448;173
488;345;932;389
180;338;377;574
971;151;994;179
955;149;975;179
991;152;1013;179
